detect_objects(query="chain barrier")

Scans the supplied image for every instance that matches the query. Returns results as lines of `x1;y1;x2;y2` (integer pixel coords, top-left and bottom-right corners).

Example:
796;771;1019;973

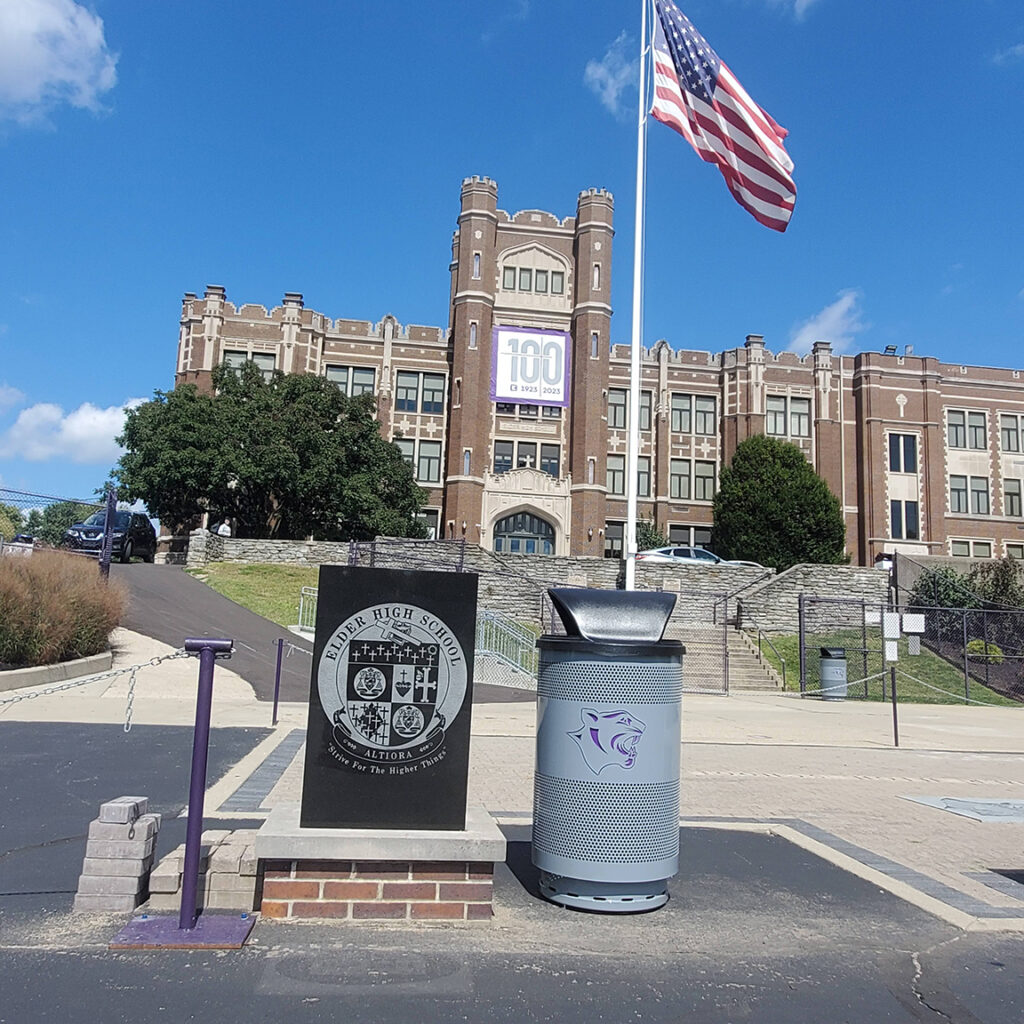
0;650;190;732
895;670;1020;709
283;641;312;658
778;670;888;700
779;667;1018;709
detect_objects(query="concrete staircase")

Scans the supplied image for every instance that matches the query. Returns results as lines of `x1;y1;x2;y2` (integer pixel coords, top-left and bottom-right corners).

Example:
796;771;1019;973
669;625;782;692
726;630;784;691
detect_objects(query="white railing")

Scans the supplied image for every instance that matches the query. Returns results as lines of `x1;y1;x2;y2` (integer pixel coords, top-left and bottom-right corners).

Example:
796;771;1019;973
297;586;318;633
475;608;538;678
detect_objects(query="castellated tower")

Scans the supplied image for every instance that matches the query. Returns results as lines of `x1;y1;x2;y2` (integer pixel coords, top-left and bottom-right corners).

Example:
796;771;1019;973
443;178;614;555
568;188;614;551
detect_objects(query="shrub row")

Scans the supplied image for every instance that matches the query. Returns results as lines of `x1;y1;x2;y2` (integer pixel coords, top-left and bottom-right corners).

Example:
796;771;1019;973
0;551;126;667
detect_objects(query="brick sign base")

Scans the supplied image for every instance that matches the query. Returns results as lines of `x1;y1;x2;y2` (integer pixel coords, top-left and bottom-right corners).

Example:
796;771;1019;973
260;859;494;921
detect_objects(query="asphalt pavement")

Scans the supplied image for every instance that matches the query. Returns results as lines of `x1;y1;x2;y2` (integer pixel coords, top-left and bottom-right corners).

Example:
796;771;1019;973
0;722;269;926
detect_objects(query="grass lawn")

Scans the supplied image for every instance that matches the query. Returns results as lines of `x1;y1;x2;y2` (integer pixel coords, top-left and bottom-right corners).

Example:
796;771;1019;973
754;631;1021;707
187;562;319;627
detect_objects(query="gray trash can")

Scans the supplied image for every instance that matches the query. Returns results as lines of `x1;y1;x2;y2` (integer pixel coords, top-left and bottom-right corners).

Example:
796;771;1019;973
819;647;848;700
532;588;684;913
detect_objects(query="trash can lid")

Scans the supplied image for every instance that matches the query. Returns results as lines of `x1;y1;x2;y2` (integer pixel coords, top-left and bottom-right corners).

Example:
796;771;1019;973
548;588;676;642
820;647;846;659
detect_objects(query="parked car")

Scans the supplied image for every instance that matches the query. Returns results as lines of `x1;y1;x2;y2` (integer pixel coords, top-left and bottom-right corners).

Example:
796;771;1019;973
636;546;764;569
62;511;157;563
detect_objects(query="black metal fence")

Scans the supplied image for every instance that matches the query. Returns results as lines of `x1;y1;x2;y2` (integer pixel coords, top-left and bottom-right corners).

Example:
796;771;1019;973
799;594;1024;703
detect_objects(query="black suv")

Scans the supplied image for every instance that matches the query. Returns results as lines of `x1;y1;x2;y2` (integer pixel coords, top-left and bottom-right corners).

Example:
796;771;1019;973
63;511;157;563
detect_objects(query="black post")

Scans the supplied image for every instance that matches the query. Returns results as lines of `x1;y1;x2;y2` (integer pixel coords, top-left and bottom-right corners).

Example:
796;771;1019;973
457;537;466;573
890;665;899;748
179;637;233;931
983;609;990;694
99;488;117;579
963;610;970;704
272;638;284;726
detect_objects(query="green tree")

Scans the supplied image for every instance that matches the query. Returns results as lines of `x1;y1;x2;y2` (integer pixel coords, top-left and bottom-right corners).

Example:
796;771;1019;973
712;434;847;571
966;557;1024;608
27;501;98;546
0;502;23;540
115;363;428;540
635;515;667;551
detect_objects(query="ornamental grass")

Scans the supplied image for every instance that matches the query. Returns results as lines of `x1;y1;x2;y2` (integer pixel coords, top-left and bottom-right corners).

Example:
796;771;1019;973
0;550;126;667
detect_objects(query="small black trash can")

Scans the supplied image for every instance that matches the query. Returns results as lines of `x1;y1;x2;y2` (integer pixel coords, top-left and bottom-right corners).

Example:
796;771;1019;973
532;588;684;913
819;647;848;700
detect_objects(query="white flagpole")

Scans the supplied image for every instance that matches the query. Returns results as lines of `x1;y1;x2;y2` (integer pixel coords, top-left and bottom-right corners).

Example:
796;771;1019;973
624;0;650;591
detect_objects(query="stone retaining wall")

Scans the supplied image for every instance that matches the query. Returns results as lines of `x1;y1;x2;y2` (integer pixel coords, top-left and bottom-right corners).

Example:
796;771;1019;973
737;564;890;633
186;531;772;627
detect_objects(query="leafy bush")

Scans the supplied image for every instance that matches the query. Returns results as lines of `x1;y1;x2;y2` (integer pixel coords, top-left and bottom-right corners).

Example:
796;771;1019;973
966;638;1004;665
0;551;126;667
907;565;978;609
636;516;667;551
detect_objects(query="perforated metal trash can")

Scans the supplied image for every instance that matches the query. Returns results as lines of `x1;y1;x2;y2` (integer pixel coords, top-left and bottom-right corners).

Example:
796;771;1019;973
532;588;684;913
819;647;848;701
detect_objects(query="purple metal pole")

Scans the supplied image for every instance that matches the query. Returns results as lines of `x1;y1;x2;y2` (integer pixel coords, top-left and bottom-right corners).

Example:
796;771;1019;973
272;638;284;726
179;637;233;931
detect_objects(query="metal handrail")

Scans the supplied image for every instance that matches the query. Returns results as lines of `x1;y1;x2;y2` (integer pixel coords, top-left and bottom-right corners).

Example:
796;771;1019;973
297;586;317;633
755;628;787;689
475;609;538;678
295;588;539;680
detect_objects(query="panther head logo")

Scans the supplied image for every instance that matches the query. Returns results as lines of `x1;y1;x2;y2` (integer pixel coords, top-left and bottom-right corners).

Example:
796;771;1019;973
569;708;646;775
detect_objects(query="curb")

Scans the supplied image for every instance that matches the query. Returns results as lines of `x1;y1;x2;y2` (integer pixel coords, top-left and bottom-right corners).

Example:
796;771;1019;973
0;650;114;693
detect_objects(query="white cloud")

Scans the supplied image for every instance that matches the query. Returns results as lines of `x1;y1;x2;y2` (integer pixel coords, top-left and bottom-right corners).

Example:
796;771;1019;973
0;398;144;463
0;0;118;125
766;0;823;20
788;289;868;355
993;43;1024;66
0;383;26;413
584;31;637;119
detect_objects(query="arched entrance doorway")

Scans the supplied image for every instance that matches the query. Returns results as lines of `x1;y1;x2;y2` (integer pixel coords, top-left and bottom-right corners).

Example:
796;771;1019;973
492;511;555;555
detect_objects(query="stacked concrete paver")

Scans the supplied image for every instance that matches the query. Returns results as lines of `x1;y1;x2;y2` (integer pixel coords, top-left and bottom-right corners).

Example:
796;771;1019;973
147;829;258;912
74;796;160;912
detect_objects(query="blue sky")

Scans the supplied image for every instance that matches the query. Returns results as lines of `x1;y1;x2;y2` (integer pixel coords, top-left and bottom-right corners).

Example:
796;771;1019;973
1;0;1023;504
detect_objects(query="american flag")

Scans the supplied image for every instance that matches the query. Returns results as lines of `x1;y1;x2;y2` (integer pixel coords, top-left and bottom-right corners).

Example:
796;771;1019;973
650;0;796;232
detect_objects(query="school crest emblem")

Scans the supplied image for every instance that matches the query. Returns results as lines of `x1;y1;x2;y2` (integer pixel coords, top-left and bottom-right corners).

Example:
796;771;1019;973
317;603;468;770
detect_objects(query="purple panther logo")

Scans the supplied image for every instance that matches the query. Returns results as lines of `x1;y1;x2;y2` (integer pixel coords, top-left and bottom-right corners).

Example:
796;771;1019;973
569;708;646;775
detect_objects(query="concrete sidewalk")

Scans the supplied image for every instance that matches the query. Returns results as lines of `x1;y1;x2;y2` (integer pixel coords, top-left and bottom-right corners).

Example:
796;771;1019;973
3;628;1024;930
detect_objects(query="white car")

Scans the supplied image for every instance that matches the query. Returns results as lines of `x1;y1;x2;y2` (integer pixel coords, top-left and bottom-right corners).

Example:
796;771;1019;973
635;546;764;569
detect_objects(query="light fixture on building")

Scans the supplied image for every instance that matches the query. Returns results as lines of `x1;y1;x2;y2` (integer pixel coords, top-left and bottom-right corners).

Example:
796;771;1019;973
588;528;594;540
461;520;467;534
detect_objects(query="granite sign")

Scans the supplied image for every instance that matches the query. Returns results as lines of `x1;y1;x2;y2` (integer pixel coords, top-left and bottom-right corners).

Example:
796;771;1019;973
300;566;477;830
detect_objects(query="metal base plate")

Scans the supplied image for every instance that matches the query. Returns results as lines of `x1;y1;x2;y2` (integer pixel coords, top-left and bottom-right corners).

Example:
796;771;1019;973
110;913;256;950
539;872;669;914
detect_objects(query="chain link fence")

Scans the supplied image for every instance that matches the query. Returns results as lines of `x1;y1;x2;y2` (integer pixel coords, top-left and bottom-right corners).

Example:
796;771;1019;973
799;595;1024;703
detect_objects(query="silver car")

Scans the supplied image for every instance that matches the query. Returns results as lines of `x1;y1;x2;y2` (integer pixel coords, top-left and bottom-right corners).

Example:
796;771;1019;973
636;546;763;569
